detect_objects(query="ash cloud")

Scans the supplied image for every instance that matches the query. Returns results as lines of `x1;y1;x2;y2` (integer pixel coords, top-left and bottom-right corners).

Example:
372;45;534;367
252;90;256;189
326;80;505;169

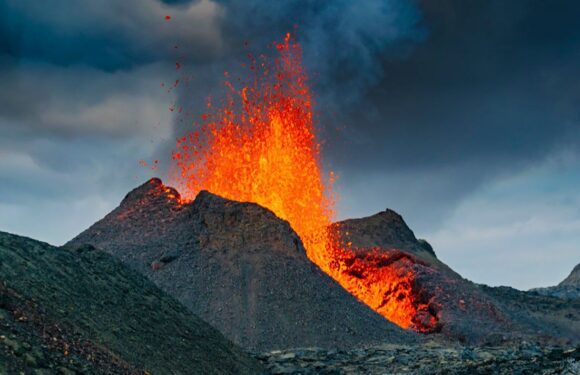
328;0;580;226
211;0;424;107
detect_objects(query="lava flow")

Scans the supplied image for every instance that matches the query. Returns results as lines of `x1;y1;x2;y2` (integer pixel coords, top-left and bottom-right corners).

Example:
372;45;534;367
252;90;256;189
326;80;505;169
171;33;435;331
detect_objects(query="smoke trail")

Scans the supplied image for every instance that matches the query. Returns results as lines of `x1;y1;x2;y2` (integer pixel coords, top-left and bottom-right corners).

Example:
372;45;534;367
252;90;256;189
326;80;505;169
218;0;424;106
163;0;424;113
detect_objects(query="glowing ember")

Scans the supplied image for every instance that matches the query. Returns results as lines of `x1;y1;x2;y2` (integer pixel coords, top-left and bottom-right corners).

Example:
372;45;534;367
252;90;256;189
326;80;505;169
171;33;434;331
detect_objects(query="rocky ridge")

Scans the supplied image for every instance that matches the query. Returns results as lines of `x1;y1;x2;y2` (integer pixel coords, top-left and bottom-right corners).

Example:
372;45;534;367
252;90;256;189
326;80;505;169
336;209;439;264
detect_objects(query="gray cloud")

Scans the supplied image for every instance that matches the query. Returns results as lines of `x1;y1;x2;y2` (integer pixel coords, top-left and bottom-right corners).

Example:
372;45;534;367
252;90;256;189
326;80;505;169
212;0;424;108
0;61;174;139
326;0;580;226
0;0;222;70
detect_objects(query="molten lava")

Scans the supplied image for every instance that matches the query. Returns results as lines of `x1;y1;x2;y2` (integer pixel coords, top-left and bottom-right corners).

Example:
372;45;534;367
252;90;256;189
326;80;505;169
171;33;436;332
172;33;334;269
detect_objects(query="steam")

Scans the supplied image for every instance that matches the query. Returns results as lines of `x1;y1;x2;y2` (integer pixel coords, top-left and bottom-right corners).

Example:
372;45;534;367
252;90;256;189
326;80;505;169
164;0;424;111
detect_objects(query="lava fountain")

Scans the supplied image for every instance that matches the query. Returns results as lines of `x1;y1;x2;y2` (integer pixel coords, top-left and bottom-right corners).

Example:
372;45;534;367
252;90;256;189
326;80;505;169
171;33;435;331
172;33;335;269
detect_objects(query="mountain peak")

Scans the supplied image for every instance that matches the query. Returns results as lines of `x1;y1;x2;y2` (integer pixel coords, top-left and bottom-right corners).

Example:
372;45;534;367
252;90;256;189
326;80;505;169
559;263;580;287
120;178;182;208
335;208;437;259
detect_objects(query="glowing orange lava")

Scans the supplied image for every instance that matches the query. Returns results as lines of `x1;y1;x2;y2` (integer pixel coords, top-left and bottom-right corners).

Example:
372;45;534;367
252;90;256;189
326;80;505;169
171;33;430;331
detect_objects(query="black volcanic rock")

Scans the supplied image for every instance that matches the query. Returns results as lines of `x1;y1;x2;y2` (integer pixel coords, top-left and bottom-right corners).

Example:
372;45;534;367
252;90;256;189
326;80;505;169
335;209;439;265
256;343;580;374
67;178;416;351
479;285;579;345
334;210;580;345
0;231;262;374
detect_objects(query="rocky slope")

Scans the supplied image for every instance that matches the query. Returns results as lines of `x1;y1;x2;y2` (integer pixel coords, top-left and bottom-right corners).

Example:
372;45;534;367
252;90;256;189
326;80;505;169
334;210;580;345
0;231;262;374
335;209;439;265
531;263;580;299
479;285;579;345
67;178;416;351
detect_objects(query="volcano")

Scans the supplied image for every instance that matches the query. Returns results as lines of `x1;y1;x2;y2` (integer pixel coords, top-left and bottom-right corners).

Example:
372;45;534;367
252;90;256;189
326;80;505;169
68;179;580;350
66;34;578;351
67;178;416;351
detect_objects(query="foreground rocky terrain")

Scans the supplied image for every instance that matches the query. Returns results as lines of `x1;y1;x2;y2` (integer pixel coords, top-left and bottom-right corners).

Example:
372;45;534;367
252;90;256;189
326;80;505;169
254;342;580;374
68;178;415;351
0;231;262;374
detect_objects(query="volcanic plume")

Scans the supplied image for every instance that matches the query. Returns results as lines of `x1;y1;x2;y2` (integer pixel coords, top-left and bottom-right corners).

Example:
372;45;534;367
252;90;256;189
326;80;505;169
170;33;433;331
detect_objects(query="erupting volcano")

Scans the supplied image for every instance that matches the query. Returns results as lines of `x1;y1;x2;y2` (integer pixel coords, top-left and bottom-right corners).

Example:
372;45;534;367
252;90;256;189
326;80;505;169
171;33;434;331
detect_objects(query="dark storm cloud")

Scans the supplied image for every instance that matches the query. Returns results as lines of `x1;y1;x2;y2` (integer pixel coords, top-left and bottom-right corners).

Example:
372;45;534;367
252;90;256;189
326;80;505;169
160;0;199;4
164;0;426;154
322;0;580;229
212;0;424;106
329;0;580;171
0;0;221;70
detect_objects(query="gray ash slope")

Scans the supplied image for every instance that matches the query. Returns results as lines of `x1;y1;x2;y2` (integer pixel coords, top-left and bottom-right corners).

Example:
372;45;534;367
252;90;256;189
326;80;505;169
67;178;416;351
335;210;580;345
0;231;262;375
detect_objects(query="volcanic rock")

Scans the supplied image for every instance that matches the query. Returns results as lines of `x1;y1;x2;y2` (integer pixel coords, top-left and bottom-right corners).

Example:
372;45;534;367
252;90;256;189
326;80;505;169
0;231;262;374
254;342;580;374
67;178;416;351
334;210;580;345
335;209;448;270
478;284;579;344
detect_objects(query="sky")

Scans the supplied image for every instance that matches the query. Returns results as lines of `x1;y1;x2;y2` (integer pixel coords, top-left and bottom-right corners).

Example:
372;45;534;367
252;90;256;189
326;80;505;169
1;0;579;290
